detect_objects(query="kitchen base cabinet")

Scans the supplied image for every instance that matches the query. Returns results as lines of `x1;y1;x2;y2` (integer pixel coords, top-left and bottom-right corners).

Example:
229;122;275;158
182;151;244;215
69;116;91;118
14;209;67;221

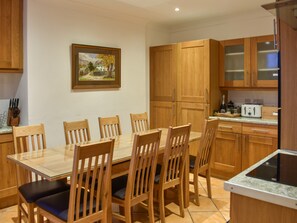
212;121;242;179
0;133;17;209
211;121;278;180
230;193;297;223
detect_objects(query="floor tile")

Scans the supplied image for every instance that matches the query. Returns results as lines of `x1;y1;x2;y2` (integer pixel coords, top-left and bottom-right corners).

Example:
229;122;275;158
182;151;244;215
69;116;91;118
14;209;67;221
212;198;230;211
190;211;227;223
187;196;217;212
220;211;230;221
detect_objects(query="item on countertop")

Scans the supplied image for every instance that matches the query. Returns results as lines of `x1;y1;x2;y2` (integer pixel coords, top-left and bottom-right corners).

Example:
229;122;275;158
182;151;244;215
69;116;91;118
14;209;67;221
220;94;227;113
241;104;262;118
7;98;20;126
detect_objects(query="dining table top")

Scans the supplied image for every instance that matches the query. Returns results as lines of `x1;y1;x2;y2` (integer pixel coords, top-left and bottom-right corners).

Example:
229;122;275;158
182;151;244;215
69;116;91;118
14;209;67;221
7;128;201;181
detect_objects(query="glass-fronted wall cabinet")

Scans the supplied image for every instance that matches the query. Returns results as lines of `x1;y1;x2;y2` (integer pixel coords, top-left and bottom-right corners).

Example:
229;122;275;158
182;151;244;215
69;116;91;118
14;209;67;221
251;35;279;88
219;35;278;89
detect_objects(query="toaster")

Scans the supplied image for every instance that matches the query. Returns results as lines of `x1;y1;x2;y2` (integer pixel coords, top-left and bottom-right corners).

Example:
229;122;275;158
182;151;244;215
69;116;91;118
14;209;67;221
241;104;262;118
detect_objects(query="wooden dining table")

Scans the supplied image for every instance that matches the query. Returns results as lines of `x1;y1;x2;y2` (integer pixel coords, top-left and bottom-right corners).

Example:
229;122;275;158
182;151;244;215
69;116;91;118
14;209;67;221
7;128;201;208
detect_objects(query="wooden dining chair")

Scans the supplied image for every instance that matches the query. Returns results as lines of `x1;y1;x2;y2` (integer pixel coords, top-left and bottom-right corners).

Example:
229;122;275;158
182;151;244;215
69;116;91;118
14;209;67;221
98;115;122;138
189;119;218;205
130;112;149;133
154;124;191;223
63;119;91;144
13;124;70;223
111;130;161;223
36;139;115;223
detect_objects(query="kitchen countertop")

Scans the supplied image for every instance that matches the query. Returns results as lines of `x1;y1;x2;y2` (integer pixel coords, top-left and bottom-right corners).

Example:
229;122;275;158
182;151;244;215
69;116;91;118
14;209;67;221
209;116;278;125
0;126;12;134
224;149;297;210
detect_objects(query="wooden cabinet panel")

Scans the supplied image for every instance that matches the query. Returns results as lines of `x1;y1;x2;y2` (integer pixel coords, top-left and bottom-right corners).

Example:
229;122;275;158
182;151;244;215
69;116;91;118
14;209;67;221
0;0;23;72
176;102;207;132
242;123;277;138
150;45;177;102
0;133;17;208
242;134;277;170
218;121;242;134
150;101;176;129
280;21;297;151
177;40;208;103
212;131;242;179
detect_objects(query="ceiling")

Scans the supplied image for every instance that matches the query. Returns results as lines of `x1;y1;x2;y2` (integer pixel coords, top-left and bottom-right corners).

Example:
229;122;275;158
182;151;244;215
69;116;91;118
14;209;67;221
70;0;273;27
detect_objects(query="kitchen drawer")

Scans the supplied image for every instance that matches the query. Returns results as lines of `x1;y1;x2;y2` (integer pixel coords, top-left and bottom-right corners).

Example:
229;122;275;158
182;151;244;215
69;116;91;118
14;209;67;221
218;121;242;134
242;123;277;138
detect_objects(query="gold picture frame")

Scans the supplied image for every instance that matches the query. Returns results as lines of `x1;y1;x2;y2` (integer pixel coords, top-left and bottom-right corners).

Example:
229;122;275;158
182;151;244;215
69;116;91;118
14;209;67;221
71;44;121;89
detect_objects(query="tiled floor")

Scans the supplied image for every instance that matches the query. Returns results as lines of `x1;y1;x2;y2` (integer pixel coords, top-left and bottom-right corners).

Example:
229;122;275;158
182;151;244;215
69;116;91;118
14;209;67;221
0;177;230;223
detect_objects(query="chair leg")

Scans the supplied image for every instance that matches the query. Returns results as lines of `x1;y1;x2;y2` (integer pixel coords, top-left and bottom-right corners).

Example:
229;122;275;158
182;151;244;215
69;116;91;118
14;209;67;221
124;206;132;223
28;203;35;223
178;183;185;218
148;192;155;223
206;170;212;198
159;189;166;223
17;196;22;223
37;209;44;223
193;173;200;206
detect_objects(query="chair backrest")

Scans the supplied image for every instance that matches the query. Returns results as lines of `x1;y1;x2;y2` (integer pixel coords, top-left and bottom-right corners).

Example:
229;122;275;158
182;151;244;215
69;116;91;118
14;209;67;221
126;130;161;201
159;124;191;186
130;112;149;133
13;124;47;185
63;119;91;145
68;139;114;222
98;115;122;138
195;119;219;170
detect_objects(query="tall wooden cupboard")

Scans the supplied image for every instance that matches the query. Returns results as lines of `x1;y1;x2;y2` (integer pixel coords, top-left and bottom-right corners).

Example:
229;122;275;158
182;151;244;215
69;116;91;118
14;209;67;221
150;39;221;134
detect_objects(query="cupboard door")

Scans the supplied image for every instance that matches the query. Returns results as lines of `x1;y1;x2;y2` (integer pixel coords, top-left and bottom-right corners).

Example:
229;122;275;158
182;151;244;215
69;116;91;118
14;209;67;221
251;35;278;88
150;101;176;129
177;40;209;103
176;102;207;132
150;45;177;102
0;0;23;72
219;38;250;87
242;134;277;170
0;134;17;208
212;132;242;179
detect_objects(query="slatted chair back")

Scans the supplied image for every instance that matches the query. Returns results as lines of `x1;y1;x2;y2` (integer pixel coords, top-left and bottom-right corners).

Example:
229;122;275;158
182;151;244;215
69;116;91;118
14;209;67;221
160;124;191;187
195;119;218;172
126;130;161;202
98;115;122;138
130;112;149;133
68;139;114;222
13;124;47;185
63;119;90;145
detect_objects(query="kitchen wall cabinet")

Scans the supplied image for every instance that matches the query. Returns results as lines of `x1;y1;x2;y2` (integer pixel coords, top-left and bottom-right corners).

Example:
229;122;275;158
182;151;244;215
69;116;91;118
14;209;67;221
150;39;221;133
219;35;278;89
0;133;17;208
211;121;278;179
0;0;23;73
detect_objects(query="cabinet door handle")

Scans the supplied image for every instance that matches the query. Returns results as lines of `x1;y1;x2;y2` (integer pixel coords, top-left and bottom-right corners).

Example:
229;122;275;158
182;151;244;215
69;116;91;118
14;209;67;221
219;125;233;130
252;129;269;133
273;19;278;50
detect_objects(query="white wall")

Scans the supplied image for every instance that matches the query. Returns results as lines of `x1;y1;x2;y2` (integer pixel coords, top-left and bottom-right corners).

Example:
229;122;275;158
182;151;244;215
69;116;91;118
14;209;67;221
169;9;275;42
25;0;149;147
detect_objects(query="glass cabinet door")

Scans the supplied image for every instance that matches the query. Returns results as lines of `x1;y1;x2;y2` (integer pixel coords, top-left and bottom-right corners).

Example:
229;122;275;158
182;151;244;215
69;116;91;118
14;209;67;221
219;38;250;87
252;36;279;88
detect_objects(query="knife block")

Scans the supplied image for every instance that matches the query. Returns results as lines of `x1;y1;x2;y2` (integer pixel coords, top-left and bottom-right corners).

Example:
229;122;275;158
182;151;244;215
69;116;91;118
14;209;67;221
7;108;20;126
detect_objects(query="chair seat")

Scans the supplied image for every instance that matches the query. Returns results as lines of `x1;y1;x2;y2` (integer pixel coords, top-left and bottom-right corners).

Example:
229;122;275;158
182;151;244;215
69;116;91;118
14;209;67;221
19;180;70;203
112;175;128;200
36;188;95;221
189;155;196;169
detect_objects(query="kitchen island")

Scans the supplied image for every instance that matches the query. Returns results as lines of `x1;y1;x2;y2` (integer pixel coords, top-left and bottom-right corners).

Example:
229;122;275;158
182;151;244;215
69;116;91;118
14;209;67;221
225;149;297;223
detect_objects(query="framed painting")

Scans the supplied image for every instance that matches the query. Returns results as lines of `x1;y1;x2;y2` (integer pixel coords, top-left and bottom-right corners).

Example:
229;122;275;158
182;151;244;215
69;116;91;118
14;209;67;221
71;44;121;89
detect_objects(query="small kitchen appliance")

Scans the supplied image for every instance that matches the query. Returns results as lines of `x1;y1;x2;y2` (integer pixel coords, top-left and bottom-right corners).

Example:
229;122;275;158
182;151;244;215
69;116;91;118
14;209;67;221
241;104;262;118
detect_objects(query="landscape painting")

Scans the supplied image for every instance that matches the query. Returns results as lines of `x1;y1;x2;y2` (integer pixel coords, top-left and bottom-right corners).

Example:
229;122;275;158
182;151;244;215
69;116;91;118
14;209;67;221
72;44;121;89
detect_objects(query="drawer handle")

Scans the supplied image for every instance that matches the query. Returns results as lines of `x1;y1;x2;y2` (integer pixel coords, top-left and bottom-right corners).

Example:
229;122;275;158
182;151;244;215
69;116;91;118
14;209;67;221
219;125;233;129
252;129;269;133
